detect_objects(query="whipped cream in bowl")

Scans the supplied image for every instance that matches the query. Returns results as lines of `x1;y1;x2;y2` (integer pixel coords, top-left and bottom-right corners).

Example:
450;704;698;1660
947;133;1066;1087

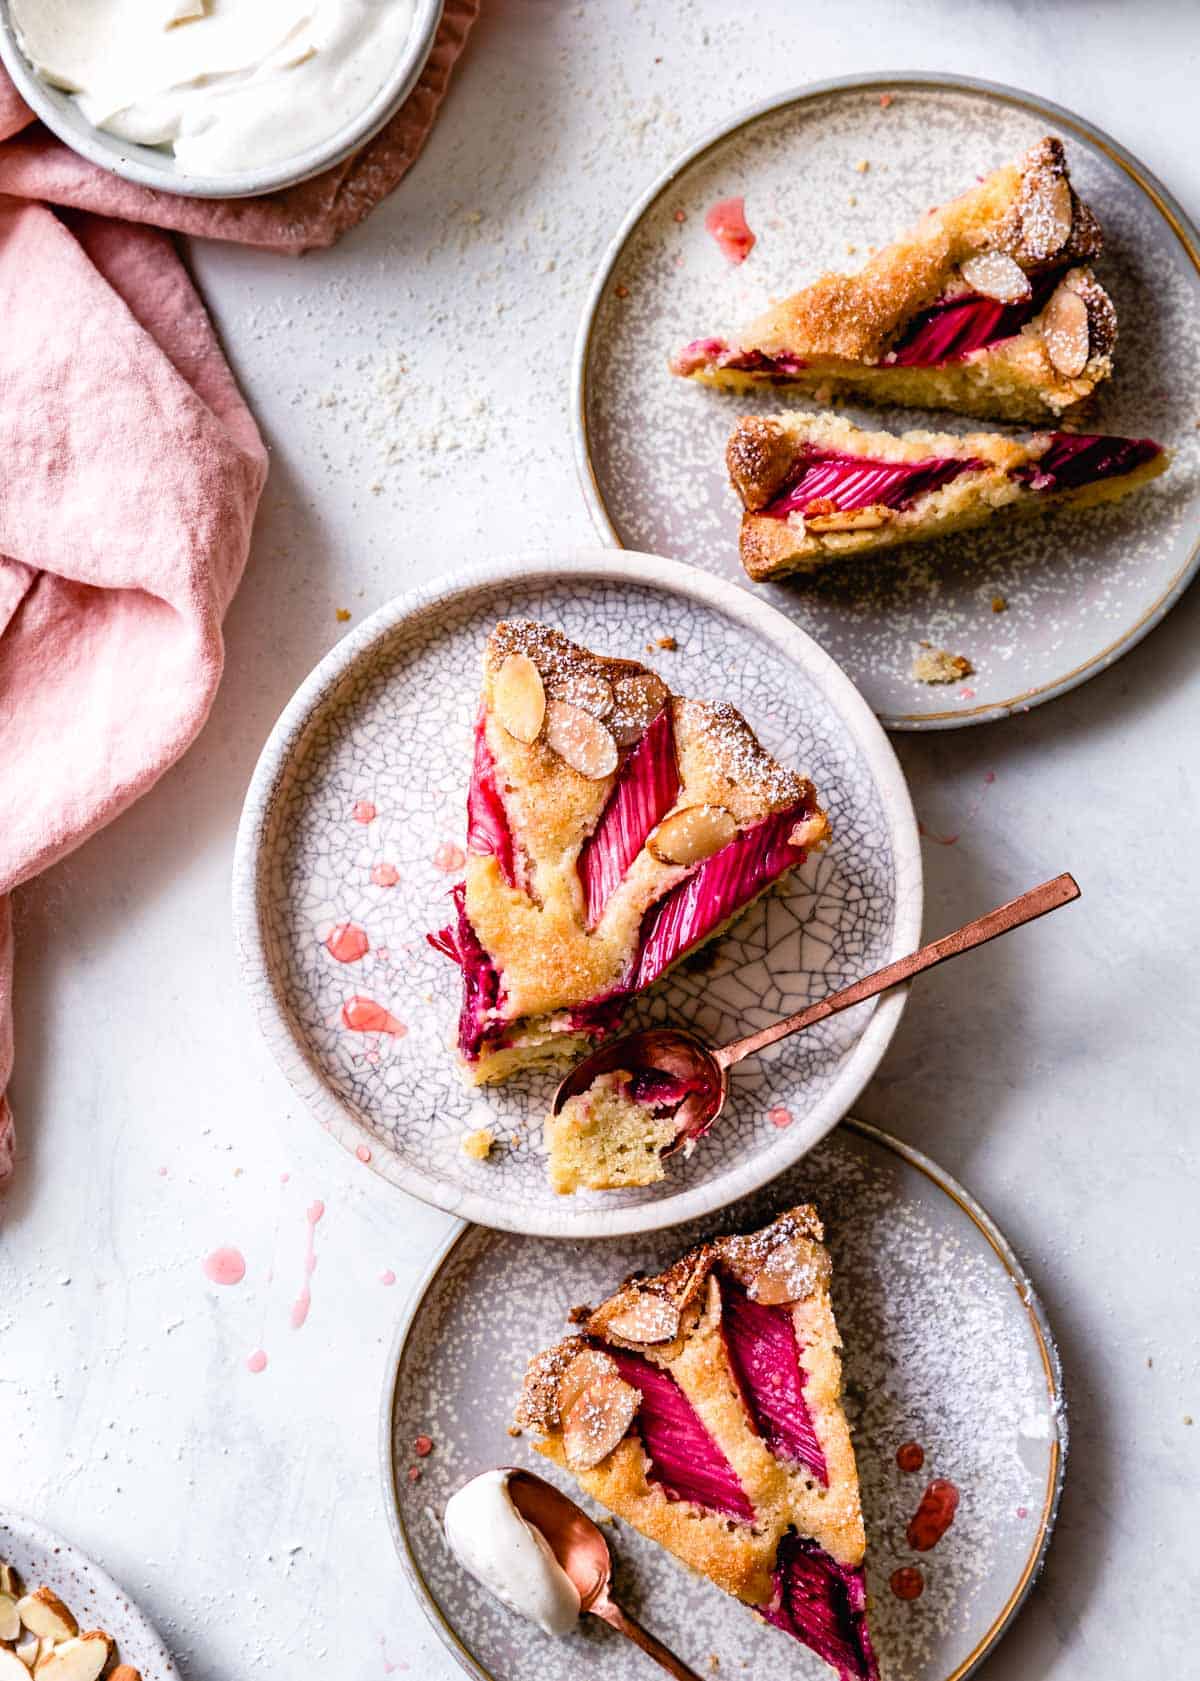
442;1470;582;1638
0;0;443;197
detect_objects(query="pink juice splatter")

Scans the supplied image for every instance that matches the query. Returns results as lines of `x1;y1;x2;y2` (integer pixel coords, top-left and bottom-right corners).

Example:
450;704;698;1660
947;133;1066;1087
203;1246;246;1286
433;840;466;872
352;800;377;824
356;1143;372;1163
291;1200;325;1330
705;195;756;263
246;1349;268;1374
326;922;369;963
767;1106;795;1129
371;862;400;887
380;1269;396;1286
342;996;407;1036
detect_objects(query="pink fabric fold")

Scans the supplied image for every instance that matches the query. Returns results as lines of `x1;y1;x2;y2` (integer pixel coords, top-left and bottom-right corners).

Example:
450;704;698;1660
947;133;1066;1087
0;204;270;1185
0;0;479;252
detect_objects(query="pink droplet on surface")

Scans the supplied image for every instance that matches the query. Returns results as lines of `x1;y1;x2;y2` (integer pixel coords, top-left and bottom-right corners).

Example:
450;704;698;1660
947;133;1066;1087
958;687;976;700
157;1165;168;1177
984;770;996;785
246;1349;268;1374
291;1201;325;1330
371;862;400;887
380;1269;396;1286
325;922;369;963
432;840;466;872
341;996;407;1036
767;1106;794;1129
203;1246;246;1286
356;1144;372;1164
352;800;377;824
1016;1505;1029;1518
280;1171;290;1184
705;196;756;263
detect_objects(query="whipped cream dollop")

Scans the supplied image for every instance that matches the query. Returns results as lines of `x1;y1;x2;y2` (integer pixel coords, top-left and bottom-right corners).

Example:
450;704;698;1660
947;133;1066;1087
443;1471;582;1637
10;0;416;178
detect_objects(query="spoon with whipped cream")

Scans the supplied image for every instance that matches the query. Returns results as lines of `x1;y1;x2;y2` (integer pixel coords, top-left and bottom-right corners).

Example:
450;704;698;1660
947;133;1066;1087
552;871;1081;1151
443;1468;704;1678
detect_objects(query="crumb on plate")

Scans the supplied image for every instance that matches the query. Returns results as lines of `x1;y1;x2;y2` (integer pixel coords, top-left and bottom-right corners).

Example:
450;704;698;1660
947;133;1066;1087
912;645;974;685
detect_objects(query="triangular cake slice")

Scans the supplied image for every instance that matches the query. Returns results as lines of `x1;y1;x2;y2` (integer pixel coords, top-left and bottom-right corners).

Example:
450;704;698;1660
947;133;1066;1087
516;1206;878;1681
672;138;1115;423
429;621;827;1089
728;410;1167;580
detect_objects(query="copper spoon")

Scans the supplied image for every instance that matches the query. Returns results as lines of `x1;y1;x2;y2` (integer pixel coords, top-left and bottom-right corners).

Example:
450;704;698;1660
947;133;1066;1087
552;872;1081;1151
506;1469;704;1680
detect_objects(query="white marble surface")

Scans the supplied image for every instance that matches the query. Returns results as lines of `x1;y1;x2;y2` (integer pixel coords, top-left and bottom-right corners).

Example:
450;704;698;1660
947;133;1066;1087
1;3;1197;1677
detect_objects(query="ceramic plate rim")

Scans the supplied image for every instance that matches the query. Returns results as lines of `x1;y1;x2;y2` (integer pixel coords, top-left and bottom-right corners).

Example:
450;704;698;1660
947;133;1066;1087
571;70;1200;732
378;1116;1068;1681
232;549;923;1237
0;1508;177;1675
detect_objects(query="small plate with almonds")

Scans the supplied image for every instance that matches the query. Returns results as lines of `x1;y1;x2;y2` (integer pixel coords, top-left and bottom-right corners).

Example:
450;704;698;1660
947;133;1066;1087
575;73;1200;729
0;1510;176;1681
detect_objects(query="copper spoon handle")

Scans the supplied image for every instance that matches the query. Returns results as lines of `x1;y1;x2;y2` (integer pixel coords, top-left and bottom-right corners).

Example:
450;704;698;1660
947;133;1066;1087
715;871;1081;1071
590;1599;706;1680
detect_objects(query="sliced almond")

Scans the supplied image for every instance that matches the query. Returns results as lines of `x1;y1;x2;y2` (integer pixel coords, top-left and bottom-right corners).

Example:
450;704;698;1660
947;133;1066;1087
959;251;1031;303
1021;170;1073;261
109;1668;144;1681
13;1634;39;1671
609;672;668;746
563;1373;639;1470
752;1235;832;1306
604;1293;681;1345
552;669;613;719
0;1650;31;1680
0;1566;20;1599
17;1591;76;1644
544;700;617;780
557;1347;618;1420
0;1592;20;1642
1041;284;1090;377
805;504;893;533
788;811;828;851
32;1634;111;1681
647;804;737;867
492;652;546;745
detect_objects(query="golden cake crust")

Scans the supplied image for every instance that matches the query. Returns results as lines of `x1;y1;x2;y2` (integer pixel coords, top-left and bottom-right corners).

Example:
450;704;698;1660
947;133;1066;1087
515;1206;867;1604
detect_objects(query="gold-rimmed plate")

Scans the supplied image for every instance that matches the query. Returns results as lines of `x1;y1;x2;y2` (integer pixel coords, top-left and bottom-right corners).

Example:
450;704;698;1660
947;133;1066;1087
573;74;1200;729
382;1119;1066;1681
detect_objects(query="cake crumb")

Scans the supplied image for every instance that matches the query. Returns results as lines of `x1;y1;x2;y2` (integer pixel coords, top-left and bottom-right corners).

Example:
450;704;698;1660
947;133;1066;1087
991;595;1009;614
855;158;870;174
912;645;974;685
879;93;894;109
461;1127;495;1161
649;634;677;651
506;1423;523;1438
1185;1415;1194;1426
567;1302;594;1324
848;193;857;206
335;607;352;622
615;283;630;299
846;243;857;255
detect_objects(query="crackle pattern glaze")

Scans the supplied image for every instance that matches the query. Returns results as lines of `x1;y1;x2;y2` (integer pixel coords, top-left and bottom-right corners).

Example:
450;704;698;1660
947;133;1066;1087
578;80;1200;728
386;1123;1064;1681
0;1511;177;1680
234;555;922;1237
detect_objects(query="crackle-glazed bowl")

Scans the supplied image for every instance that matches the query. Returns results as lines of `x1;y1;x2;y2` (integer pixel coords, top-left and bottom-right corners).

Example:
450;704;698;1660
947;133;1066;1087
233;552;922;1237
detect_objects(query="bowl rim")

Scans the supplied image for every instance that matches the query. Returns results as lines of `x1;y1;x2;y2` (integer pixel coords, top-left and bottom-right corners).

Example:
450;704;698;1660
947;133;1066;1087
570;69;1200;732
0;0;444;199
231;548;924;1239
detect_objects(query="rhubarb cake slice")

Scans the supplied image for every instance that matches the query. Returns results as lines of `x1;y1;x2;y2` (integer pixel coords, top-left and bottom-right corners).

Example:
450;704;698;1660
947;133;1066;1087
672;138;1116;423
728;410;1167;580
516;1206;878;1681
429;621;827;1088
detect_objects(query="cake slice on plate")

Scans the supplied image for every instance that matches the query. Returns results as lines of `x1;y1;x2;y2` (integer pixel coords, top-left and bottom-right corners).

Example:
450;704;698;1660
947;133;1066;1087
728;410;1167;580
516;1205;878;1680
429;622;828;1100
672;138;1116;423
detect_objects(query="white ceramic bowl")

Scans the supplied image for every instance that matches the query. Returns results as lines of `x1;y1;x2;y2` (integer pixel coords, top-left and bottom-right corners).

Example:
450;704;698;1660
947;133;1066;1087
0;0;444;198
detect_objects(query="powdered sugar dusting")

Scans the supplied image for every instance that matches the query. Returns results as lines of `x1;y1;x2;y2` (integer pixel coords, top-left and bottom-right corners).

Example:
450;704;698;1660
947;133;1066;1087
390;1123;1063;1681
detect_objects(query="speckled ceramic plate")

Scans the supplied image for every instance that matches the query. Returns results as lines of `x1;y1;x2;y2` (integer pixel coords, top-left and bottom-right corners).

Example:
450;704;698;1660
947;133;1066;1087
575;74;1200;729
0;1510;177;1679
233;552;921;1238
382;1119;1066;1681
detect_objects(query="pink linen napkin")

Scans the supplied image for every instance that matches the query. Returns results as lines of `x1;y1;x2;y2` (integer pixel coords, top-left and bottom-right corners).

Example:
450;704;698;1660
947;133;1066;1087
0;205;270;1185
0;0;479;253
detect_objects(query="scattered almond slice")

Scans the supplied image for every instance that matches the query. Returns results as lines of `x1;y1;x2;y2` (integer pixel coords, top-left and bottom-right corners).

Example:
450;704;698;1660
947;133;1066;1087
960;250;1031;302
1041;283;1090;377
609;672;668;746
604;1293;681;1345
0;1567;20;1599
557;1347;618;1419
544;700;618;780
552;669;613;719
109;1667;143;1681
0;1649;31;1680
806;503;893;533
562;1374;639;1470
493;652;546;744
17;1590;76;1644
13;1633;39;1671
647;804;736;867
1022;170;1073;260
32;1634;112;1681
0;1592;19;1642
752;1234;832;1305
